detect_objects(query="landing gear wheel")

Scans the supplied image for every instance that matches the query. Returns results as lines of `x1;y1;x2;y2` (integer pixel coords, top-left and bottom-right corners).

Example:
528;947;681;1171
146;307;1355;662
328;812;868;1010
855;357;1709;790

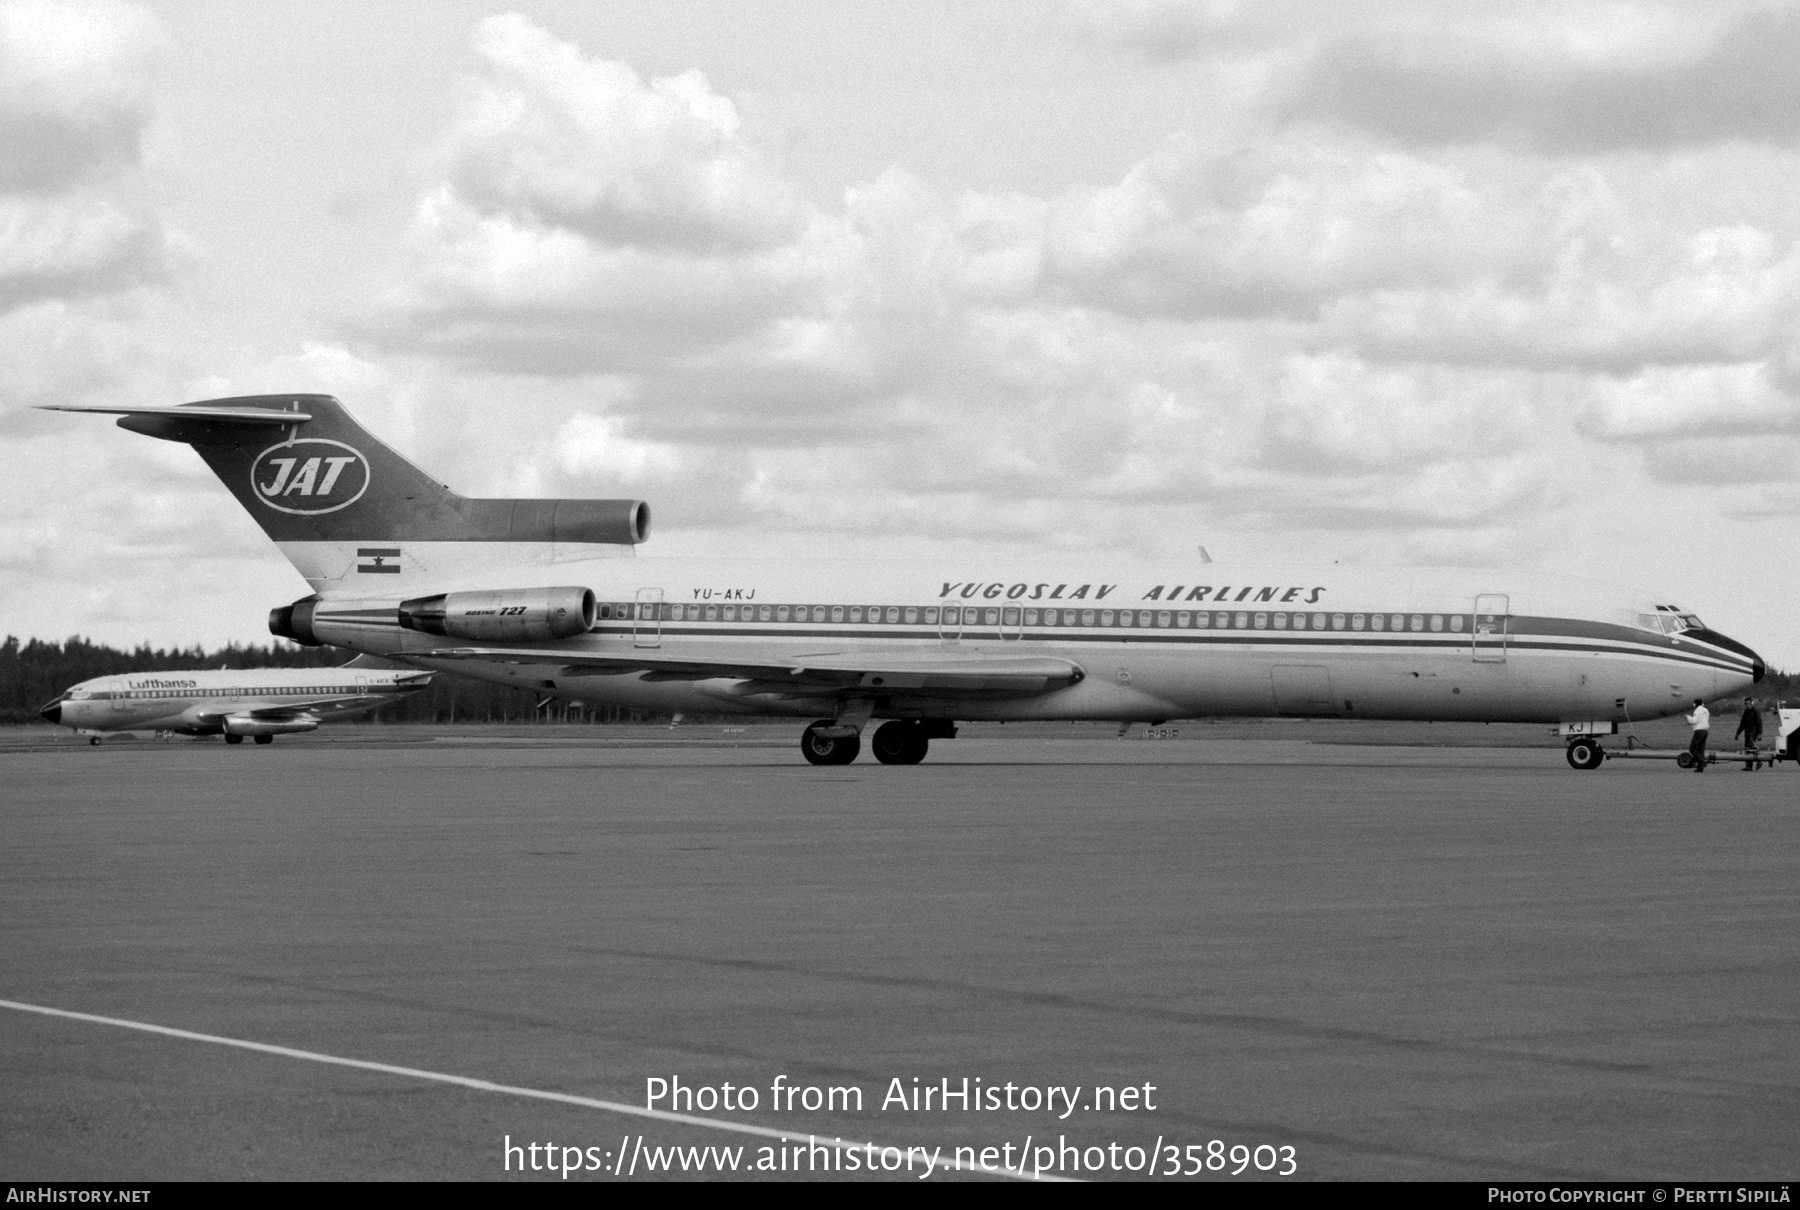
224;733;244;745
1676;751;1695;769
253;734;273;745
88;736;100;746
801;720;861;766
871;721;929;765
1565;739;1604;770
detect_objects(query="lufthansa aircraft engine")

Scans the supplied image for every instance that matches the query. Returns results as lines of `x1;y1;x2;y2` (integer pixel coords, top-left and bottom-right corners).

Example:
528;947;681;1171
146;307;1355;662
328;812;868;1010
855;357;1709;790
222;715;321;737
396;587;597;642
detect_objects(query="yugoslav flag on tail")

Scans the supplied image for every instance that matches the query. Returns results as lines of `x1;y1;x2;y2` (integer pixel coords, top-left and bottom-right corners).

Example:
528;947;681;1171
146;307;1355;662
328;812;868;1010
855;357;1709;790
40;394;650;593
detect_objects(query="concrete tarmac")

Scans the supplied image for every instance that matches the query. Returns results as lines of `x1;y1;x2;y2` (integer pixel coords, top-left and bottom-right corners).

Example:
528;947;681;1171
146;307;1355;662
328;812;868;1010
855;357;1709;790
2;725;1796;1181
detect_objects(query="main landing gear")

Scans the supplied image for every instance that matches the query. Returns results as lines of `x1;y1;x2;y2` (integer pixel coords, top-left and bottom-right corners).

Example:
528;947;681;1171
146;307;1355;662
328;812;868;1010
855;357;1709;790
870;721;929;765
225;733;244;745
801;720;860;766
800;719;948;765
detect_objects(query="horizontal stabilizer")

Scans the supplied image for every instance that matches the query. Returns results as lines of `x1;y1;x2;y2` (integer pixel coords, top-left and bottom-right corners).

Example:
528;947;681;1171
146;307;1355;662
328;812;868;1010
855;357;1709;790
38;402;309;423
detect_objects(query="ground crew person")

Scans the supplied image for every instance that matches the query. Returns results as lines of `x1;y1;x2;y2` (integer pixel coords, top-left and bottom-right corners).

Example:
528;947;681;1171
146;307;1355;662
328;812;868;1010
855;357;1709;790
1734;697;1763;770
1687;698;1710;773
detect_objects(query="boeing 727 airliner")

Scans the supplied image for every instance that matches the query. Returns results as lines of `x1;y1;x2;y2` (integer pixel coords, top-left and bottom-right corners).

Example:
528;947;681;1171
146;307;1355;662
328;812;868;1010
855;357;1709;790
43;395;1764;767
40;661;431;744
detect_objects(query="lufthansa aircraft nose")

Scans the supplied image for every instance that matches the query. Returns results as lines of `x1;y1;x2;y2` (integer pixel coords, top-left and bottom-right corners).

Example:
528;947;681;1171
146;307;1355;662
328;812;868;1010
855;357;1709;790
39;697;62;724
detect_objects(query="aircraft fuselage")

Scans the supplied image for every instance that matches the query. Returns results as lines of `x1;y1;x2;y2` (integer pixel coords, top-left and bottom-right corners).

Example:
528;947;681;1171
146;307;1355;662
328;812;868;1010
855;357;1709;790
292;555;1762;727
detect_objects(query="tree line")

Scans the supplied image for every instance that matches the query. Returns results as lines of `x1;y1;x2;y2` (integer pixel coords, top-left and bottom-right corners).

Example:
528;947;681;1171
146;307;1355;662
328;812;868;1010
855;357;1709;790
0;635;661;725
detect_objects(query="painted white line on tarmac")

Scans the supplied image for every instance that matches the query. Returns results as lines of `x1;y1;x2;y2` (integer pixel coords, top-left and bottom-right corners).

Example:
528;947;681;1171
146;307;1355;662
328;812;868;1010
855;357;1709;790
0;997;1064;1182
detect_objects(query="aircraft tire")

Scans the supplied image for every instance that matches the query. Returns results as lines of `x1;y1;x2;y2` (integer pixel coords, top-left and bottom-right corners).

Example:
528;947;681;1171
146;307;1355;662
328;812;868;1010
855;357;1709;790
253;734;274;745
801;721;860;766
1676;751;1694;769
872;721;929;765
1565;739;1603;770
224;733;244;745
88;736;100;746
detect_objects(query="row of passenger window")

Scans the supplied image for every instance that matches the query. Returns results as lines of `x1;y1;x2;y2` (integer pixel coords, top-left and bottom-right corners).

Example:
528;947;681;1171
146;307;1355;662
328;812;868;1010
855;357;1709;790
601;602;1477;633
97;687;364;699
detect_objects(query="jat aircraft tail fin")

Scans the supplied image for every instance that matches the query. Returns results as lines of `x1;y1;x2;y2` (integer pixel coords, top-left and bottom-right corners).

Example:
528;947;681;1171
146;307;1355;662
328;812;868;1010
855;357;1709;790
41;394;649;587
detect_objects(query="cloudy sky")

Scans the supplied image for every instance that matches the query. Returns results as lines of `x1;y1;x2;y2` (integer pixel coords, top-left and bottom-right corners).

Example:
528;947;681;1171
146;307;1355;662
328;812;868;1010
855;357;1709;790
4;0;1799;666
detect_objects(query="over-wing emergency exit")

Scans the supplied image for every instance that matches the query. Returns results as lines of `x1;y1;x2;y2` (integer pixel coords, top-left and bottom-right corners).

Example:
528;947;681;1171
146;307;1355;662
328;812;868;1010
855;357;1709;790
42;395;1766;767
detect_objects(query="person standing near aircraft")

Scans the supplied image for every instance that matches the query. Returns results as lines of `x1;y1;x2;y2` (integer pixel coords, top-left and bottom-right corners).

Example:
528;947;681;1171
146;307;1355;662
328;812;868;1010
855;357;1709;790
1734;697;1763;771
1687;698;1710;773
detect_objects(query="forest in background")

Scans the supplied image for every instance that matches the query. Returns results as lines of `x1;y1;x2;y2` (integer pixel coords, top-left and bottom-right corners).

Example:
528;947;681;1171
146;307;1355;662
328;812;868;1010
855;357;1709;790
0;636;658;725
3;634;1793;726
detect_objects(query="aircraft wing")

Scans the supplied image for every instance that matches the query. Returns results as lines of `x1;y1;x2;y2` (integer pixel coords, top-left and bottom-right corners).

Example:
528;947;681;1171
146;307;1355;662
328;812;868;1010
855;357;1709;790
192;704;326;724
193;685;427;722
413;646;1085;697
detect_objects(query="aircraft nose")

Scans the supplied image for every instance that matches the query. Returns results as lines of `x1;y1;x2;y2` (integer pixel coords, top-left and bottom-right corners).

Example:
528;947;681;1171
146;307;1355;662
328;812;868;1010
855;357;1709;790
1689;628;1763;684
39;697;63;724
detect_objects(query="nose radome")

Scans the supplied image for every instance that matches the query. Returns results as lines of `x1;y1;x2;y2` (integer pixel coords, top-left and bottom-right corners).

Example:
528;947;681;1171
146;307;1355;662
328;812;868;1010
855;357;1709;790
39;699;62;724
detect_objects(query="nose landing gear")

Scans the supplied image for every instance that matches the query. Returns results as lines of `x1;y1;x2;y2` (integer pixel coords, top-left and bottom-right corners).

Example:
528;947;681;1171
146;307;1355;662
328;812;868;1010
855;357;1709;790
1565;738;1605;770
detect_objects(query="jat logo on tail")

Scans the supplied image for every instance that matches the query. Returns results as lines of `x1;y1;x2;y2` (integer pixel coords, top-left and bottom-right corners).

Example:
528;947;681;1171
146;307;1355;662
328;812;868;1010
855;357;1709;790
250;438;370;515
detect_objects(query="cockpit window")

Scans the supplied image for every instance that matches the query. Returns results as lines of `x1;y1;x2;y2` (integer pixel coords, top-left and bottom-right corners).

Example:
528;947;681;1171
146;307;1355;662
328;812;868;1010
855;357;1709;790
1637;611;1701;634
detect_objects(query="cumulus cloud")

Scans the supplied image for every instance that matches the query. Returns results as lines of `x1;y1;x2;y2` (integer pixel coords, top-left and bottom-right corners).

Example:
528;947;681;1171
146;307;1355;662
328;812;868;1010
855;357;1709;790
1580;363;1800;441
1066;1;1800;154
1045;137;1512;318
0;0;159;192
350;10;1800;570
368;12;825;378
1283;4;1800;153
0;0;166;319
441;14;803;252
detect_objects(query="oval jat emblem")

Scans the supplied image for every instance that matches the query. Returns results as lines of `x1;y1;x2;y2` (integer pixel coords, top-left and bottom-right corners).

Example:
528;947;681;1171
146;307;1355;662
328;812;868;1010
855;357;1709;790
250;438;370;515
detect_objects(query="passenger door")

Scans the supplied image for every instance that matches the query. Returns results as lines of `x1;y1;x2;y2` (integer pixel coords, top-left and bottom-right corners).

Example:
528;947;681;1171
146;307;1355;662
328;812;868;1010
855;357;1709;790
1472;593;1509;663
635;587;664;649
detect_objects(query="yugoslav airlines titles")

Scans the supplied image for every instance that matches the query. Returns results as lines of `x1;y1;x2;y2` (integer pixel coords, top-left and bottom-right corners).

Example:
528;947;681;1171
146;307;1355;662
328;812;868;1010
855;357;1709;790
43;394;1764;769
936;582;1328;604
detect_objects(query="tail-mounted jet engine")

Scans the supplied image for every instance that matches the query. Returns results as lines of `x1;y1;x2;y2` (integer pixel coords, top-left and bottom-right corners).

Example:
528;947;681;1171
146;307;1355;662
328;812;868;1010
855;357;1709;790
269;597;323;646
397;587;597;643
